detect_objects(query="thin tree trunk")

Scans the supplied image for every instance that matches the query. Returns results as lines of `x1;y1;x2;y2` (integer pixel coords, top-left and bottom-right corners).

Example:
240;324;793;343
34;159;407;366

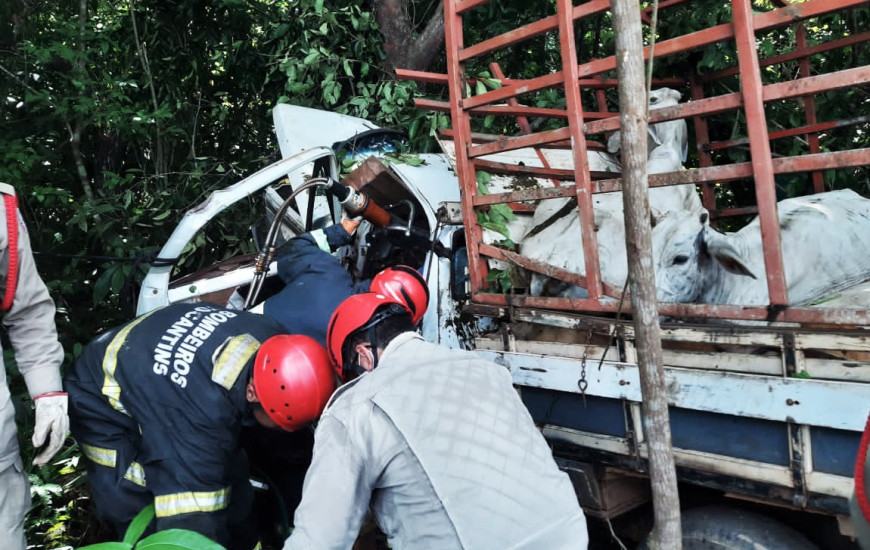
69;121;93;203
610;0;682;548
73;0;97;206
129;0;165;180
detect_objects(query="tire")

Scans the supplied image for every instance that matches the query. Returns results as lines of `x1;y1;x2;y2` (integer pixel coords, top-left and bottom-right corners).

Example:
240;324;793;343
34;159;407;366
638;505;821;550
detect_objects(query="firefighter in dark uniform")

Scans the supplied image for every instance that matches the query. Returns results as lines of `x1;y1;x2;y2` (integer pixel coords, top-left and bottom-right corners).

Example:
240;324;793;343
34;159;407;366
259;219;367;346
248;219;429;543
63;302;335;550
259;218;430;346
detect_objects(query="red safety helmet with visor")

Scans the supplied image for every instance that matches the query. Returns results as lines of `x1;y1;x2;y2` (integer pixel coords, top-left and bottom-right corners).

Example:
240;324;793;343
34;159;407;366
252;334;335;431
369;265;429;325
326;293;409;381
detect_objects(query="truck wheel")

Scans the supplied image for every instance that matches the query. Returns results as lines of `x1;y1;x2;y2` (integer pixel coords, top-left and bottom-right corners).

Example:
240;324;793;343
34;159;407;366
639;505;820;550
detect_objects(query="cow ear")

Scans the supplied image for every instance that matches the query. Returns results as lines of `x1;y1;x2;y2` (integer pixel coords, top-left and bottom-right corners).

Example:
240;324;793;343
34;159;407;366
716;255;758;279
703;228;757;279
699;211;709;225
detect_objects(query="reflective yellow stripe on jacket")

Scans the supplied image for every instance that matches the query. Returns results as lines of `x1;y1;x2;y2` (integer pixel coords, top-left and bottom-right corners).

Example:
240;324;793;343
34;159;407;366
79;443;117;468
212;334;259;390
123;461;147;487
80;444;147;487
101;310;158;415
154;488;230;517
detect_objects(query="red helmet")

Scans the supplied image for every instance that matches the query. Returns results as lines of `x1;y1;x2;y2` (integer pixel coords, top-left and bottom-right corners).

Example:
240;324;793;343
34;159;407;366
252;334;335;431
370;265;429;325
326;293;407;380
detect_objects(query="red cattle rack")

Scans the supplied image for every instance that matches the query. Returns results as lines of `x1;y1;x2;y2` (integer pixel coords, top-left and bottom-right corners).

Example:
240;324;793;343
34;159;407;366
398;0;870;326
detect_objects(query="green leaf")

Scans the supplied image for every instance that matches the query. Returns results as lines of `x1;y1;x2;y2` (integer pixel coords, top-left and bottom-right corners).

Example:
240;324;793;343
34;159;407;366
476;171;492;193
483;77;502;89
400;155;424;167
135;529;227;550
111;265;127;293
486;269;509;283
303;50;319;64
123;504;155;545
271;23;290;39
790;370;812;379
93;267;115;305
488;203;517;222
479;221;511;239
75;543;133;550
485;268;513;293
475;80;487;96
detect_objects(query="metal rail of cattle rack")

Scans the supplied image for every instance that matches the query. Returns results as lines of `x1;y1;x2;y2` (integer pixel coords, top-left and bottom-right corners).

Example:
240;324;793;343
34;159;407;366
397;0;870;326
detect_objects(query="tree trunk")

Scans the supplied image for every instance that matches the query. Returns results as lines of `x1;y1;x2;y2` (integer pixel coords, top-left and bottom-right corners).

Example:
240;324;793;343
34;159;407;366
610;0;682;548
73;0;97;206
129;0;166;180
373;0;444;72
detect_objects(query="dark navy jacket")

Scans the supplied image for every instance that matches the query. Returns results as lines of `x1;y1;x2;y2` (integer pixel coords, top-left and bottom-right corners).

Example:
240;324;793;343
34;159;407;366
263;225;369;346
64;303;286;546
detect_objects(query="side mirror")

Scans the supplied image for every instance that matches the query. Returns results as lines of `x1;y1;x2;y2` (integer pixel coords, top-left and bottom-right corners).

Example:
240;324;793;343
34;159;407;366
451;246;471;302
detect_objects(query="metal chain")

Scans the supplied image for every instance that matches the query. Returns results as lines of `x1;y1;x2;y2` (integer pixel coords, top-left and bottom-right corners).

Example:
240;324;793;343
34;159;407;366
577;327;594;403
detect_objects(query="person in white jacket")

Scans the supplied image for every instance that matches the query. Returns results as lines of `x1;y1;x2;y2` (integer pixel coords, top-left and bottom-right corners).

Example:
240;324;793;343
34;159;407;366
0;184;68;550
283;292;588;549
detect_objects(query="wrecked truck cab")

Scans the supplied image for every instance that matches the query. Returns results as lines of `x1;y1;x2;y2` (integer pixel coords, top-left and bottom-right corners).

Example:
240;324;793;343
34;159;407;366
136;146;340;316
136;104;476;348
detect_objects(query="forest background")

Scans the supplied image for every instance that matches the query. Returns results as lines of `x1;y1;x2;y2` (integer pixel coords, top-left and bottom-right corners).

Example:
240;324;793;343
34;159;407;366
1;0;867;547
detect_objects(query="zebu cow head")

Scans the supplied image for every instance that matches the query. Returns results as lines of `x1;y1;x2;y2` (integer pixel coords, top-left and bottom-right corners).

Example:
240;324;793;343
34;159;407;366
653;209;757;303
607;88;685;158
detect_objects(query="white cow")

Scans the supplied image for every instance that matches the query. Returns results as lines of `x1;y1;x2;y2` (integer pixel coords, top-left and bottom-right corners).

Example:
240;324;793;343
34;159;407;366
608;87;687;176
520;87;700;298
652;189;870;305
520;180;701;298
520;204;631;297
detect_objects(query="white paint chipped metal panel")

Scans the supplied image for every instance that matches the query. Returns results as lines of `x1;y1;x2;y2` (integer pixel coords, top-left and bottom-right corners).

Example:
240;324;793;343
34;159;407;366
477;349;870;431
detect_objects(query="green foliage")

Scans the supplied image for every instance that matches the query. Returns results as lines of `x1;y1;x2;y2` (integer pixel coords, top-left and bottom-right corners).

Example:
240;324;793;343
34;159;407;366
1;1;445;546
24;442;99;549
475;171;517;249
1;0;448;340
76;504;226;550
485;268;513;293
268;0;441;149
455;0;870;209
650;0;870;206
475;171;518;293
122;503;157;546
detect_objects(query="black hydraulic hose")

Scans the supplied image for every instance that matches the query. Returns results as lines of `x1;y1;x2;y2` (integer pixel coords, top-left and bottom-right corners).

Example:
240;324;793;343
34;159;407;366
244;177;331;309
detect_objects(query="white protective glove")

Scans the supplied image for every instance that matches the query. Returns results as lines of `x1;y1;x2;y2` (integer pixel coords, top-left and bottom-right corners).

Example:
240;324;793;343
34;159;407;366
32;392;69;466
